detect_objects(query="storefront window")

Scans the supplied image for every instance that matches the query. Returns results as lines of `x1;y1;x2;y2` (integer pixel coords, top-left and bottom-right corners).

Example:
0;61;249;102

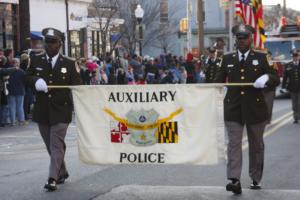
70;30;81;59
91;30;101;58
0;3;16;49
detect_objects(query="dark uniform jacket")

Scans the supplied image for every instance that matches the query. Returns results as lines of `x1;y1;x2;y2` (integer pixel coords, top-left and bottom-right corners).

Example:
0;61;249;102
204;58;222;83
0;67;17;105
282;61;300;93
215;50;280;124
25;53;82;125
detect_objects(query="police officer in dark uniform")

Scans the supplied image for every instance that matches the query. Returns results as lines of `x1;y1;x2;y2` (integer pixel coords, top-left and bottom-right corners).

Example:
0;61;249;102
215;24;280;194
25;27;82;191
204;47;222;83
263;51;278;123
282;49;300;124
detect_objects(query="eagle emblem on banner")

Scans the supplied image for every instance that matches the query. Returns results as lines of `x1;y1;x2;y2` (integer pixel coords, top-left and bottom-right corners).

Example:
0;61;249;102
105;107;182;146
126;109;159;146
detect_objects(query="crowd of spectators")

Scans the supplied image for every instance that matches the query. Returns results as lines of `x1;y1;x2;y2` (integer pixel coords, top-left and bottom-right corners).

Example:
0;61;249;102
0;47;216;128
0;48;33;127
76;52;205;86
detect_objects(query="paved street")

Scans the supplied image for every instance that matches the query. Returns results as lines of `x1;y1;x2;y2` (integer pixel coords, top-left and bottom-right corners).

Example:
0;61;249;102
0;98;300;200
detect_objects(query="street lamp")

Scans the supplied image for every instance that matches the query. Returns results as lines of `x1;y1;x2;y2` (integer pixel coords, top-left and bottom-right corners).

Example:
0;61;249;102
135;4;144;56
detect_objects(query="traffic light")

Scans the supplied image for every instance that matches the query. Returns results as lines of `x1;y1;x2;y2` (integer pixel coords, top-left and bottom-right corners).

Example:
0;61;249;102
179;18;188;33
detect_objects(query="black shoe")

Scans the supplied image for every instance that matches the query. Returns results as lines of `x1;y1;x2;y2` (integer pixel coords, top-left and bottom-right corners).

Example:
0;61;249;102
44;178;57;191
57;172;69;184
293;120;299;124
226;179;242;194
250;181;261;190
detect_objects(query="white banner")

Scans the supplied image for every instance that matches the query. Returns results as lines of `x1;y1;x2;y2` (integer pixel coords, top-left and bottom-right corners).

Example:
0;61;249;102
0;0;19;4
72;84;225;165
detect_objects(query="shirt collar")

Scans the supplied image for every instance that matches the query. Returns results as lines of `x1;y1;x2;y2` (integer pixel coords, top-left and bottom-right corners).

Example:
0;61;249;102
238;50;250;61
46;53;59;68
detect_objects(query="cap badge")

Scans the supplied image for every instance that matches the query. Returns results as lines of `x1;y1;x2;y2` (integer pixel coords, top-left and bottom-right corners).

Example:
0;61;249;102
47;29;55;36
239;24;246;32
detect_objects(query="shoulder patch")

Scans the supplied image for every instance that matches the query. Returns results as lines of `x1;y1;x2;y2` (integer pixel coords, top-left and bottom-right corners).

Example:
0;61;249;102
75;61;81;73
62;55;76;62
224;51;235;56
218;58;223;67
286;66;292;71
253;49;267;54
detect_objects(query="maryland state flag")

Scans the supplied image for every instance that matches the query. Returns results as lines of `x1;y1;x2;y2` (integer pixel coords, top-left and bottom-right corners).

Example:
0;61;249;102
110;121;179;144
157;122;178;143
235;0;266;49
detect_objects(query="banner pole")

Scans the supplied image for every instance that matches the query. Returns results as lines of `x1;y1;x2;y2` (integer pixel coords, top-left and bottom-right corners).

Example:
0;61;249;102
47;83;254;89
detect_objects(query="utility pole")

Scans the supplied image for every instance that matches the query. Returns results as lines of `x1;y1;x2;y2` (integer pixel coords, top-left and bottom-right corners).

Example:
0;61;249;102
229;0;234;51
197;0;204;57
65;0;70;56
19;0;31;52
283;0;286;17
187;0;192;54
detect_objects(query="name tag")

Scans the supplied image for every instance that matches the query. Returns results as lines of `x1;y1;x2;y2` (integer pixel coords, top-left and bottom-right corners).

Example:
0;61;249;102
227;64;234;68
36;67;43;71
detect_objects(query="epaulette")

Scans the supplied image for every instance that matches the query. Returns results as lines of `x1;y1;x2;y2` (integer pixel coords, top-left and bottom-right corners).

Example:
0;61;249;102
224;51;235;56
253;49;267;56
31;52;46;58
62;55;76;62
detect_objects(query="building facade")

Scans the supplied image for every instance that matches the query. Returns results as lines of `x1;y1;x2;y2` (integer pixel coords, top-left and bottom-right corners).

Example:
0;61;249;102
30;0;93;58
0;0;19;51
142;0;228;58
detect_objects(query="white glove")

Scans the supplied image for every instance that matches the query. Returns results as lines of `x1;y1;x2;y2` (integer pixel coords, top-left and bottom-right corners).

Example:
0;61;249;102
35;78;48;93
253;74;269;88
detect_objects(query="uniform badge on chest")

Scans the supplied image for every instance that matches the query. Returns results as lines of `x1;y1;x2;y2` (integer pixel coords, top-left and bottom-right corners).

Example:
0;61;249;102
252;60;259;66
61;68;67;73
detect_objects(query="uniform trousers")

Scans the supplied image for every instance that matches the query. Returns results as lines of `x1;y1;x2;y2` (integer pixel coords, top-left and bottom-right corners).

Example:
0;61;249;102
38;123;69;180
290;92;300;121
225;121;266;183
263;90;276;123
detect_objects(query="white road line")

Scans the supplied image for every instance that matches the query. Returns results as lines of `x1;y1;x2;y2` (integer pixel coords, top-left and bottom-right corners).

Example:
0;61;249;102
241;111;293;144
0;135;38;139
269;111;293;125
242;115;293;150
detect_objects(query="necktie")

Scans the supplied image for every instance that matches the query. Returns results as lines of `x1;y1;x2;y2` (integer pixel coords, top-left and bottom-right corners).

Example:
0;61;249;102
240;54;245;66
48;57;53;68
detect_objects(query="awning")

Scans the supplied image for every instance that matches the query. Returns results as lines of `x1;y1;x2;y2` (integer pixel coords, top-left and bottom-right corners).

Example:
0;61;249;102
31;31;43;40
111;33;121;42
0;0;19;4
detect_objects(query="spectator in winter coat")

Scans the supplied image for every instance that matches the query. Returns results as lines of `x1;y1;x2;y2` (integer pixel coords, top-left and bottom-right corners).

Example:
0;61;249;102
7;58;26;125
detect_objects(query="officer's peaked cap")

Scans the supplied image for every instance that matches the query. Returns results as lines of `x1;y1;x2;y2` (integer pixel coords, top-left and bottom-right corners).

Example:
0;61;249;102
207;46;216;53
232;24;255;39
42;27;65;41
290;48;300;56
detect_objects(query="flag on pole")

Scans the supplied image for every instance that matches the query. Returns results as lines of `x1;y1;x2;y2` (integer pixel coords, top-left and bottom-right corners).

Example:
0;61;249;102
235;0;266;49
71;85;226;165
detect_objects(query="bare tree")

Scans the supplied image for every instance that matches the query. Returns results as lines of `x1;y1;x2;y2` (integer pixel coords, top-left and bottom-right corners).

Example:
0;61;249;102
90;0;180;57
89;0;121;59
145;2;181;54
119;0;180;55
116;0;161;55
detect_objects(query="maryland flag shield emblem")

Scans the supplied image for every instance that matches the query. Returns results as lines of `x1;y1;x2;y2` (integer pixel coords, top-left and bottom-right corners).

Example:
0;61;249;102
108;109;180;146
